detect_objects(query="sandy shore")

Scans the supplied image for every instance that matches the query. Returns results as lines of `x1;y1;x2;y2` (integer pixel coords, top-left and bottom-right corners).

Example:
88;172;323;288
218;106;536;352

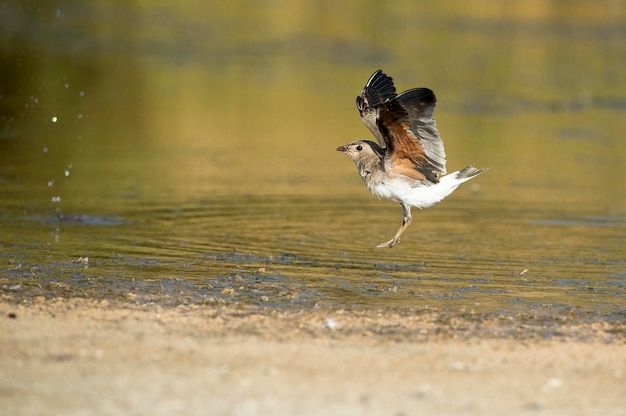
1;297;625;415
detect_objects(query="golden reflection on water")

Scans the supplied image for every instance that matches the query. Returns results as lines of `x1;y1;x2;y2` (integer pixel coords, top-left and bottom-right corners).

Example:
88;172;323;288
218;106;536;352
0;1;624;316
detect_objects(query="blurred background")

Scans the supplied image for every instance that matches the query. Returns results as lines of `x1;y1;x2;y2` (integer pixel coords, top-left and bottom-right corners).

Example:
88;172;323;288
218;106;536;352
1;1;624;312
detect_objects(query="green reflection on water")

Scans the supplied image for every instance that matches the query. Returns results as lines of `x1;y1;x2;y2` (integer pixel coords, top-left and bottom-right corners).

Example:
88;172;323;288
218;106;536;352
1;1;624;317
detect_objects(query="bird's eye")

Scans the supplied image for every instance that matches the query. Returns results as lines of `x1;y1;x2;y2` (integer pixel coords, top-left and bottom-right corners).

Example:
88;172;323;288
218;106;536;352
356;145;363;151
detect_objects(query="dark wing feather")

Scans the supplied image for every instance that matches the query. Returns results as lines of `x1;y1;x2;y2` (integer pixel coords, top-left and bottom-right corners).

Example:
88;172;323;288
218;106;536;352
377;88;447;183
356;70;397;147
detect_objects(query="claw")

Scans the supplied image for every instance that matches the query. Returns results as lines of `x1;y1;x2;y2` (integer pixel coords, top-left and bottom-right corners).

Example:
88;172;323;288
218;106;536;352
376;238;399;248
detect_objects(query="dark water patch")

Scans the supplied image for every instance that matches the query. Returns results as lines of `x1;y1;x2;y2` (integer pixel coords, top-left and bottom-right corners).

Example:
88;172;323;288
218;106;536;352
24;214;131;226
0;269;325;310
457;95;626;117
530;217;624;228
450;15;626;40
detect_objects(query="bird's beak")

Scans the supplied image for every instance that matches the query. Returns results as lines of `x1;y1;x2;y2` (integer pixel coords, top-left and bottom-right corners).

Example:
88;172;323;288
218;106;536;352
336;145;347;152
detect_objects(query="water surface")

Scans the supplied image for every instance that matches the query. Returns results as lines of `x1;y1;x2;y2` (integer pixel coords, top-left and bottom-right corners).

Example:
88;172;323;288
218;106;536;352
1;2;624;322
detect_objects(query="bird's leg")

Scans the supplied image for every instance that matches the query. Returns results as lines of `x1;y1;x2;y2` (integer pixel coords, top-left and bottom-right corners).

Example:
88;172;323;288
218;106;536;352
376;203;412;248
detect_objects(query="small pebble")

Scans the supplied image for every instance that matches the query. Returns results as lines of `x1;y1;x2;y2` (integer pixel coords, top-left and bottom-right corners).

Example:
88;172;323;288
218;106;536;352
324;318;338;329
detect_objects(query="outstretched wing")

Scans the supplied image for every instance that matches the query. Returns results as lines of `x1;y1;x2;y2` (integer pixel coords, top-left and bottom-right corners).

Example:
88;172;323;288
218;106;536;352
356;70;397;147
356;70;447;183
378;87;447;183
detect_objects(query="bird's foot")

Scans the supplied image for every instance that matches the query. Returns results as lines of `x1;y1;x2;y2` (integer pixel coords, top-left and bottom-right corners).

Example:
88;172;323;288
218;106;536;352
376;238;399;249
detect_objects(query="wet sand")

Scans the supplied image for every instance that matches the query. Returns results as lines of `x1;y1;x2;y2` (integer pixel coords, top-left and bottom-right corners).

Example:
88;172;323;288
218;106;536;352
1;297;625;415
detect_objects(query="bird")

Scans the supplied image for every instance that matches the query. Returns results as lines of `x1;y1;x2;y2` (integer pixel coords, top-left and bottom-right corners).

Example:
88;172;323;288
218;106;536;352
337;69;488;248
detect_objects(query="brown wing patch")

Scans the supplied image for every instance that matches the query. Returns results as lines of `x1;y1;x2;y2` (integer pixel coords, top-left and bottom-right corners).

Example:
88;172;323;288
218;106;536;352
378;102;442;183
391;157;427;181
385;120;434;181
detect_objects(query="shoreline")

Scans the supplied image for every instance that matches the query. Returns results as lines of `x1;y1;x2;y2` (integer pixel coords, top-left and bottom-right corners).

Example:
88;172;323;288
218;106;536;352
2;297;625;415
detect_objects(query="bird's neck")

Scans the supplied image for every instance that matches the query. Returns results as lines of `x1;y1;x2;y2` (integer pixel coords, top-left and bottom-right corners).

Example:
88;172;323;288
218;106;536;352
357;158;382;182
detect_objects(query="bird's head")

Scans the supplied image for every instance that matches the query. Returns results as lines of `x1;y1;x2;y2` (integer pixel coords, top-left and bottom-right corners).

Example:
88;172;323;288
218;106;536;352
336;140;383;169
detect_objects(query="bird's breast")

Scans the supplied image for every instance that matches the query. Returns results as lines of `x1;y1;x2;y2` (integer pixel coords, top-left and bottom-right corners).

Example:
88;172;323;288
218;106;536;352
364;176;400;202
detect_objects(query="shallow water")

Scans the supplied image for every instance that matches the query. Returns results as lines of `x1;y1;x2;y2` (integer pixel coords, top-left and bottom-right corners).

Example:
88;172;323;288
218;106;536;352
1;2;625;320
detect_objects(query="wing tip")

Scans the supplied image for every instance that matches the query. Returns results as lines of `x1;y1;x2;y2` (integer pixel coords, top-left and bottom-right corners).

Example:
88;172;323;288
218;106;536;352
396;88;437;107
357;69;397;111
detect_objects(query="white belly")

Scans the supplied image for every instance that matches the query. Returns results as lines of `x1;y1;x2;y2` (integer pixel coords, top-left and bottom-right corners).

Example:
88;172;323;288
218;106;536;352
366;170;472;208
